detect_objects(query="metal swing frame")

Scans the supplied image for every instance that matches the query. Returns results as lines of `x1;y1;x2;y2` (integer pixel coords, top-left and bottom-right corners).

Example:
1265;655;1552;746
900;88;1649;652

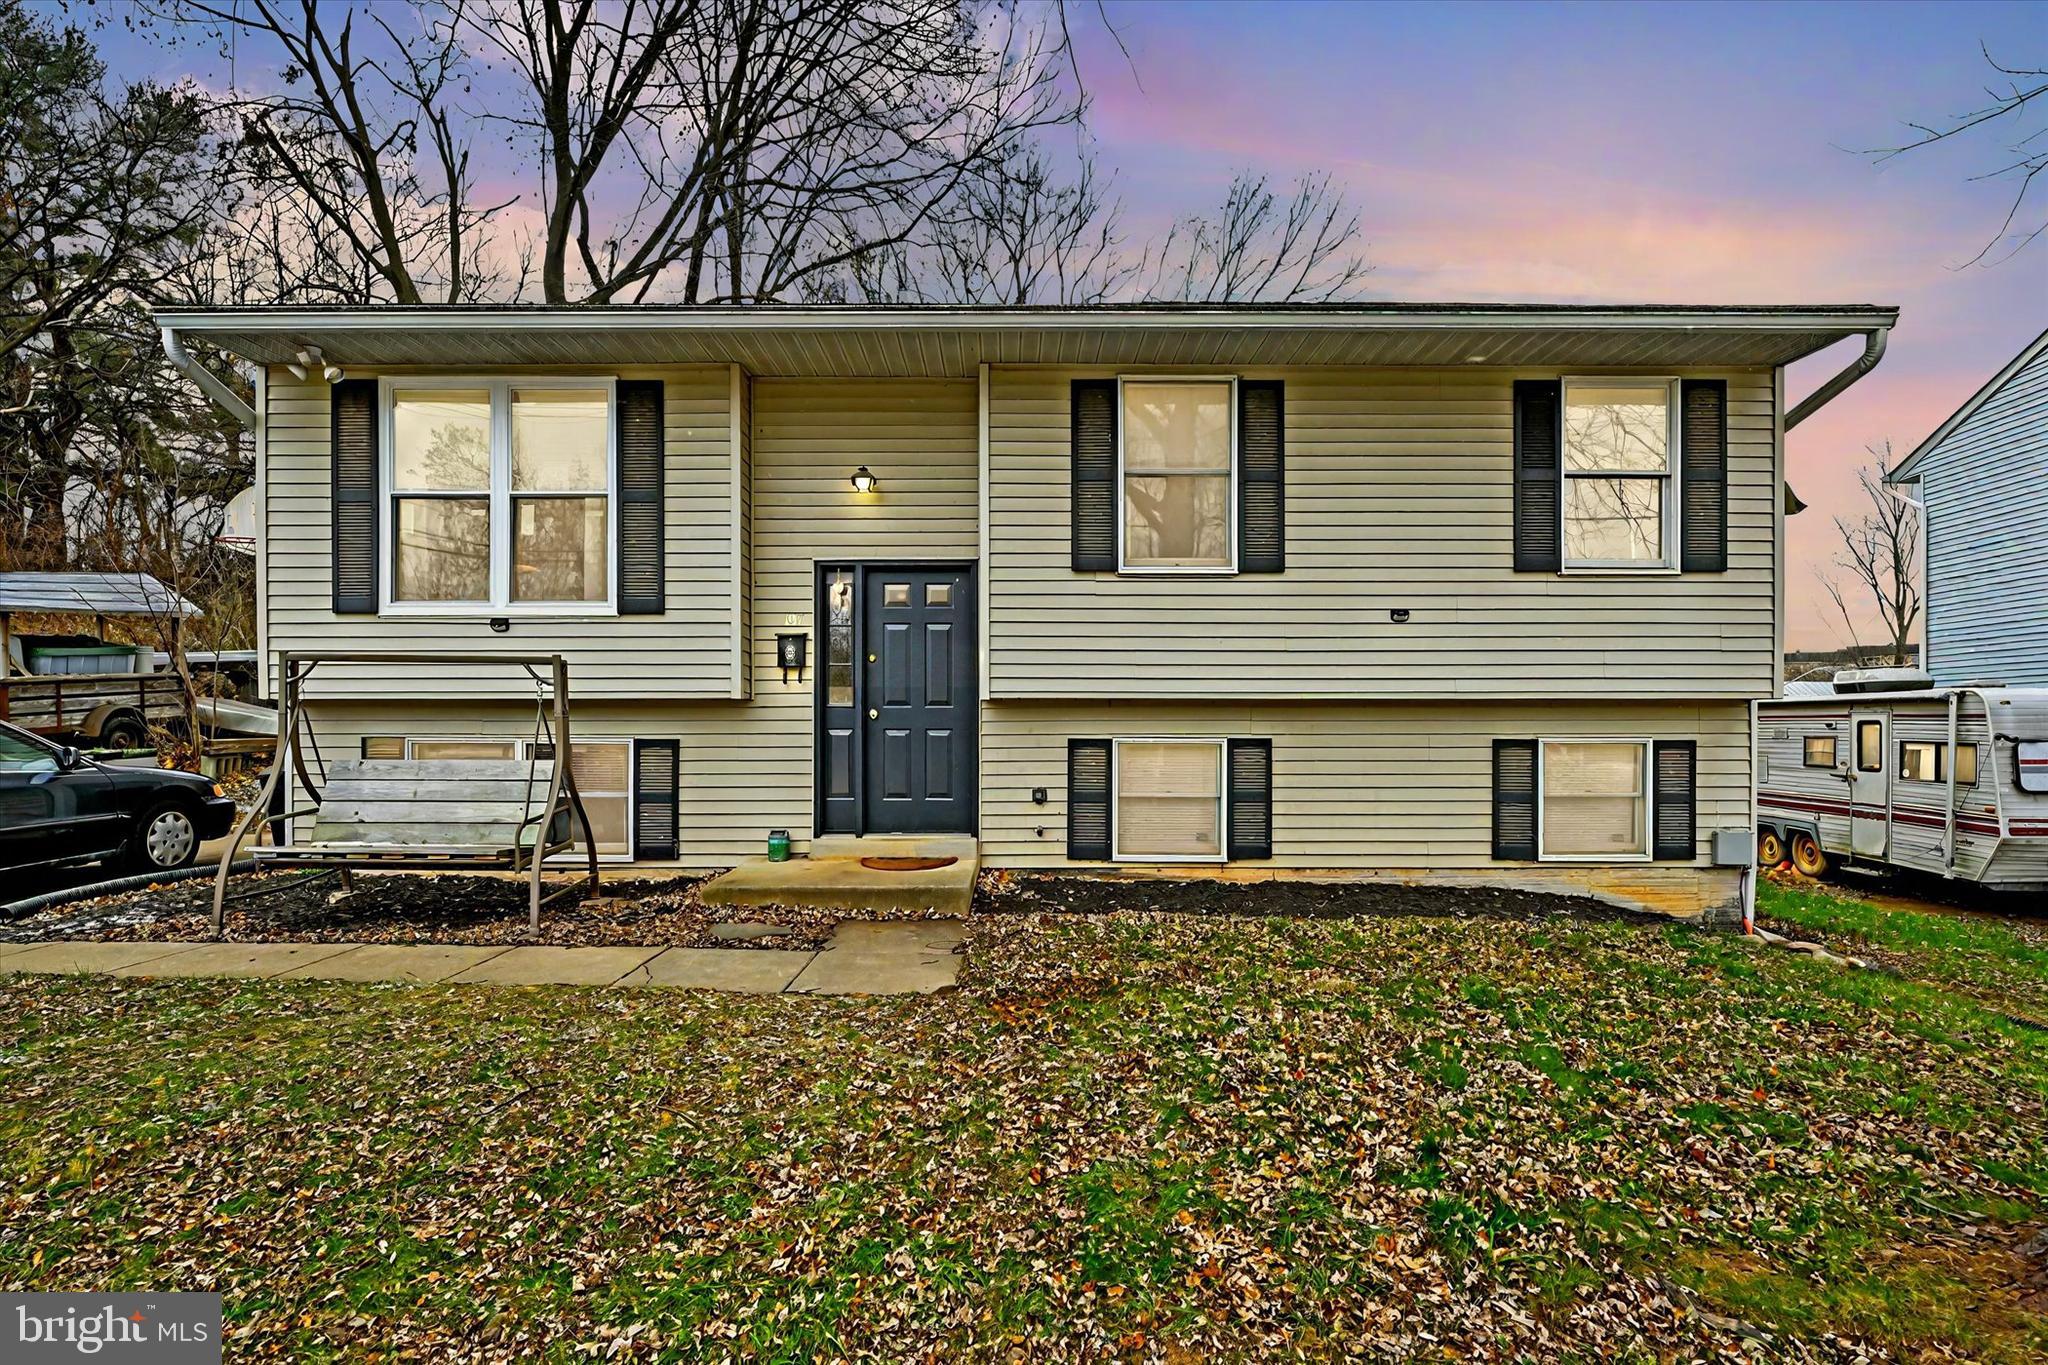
210;652;600;936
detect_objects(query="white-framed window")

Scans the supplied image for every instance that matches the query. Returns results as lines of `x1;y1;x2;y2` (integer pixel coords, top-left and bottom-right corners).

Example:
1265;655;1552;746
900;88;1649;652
367;734;634;859
382;377;616;613
1561;377;1679;571
1538;738;1651;860
1112;737;1226;861
1899;741;1943;783
1118;376;1237;573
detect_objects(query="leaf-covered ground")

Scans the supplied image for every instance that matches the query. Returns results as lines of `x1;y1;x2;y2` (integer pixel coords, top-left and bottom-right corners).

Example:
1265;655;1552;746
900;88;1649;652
4;885;2044;1362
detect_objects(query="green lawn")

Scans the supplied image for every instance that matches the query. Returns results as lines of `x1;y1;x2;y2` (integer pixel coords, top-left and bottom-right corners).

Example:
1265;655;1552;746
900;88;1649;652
4;892;2044;1361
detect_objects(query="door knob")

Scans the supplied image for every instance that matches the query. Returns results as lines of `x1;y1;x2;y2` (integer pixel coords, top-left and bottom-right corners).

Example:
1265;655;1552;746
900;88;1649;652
868;708;879;719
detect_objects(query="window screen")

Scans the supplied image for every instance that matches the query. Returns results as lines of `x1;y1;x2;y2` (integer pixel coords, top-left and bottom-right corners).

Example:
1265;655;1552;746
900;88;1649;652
1115;740;1224;859
1121;381;1233;570
1541;740;1648;857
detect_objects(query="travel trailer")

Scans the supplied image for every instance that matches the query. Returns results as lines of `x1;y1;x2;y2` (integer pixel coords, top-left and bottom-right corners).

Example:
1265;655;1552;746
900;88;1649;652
1756;679;2048;893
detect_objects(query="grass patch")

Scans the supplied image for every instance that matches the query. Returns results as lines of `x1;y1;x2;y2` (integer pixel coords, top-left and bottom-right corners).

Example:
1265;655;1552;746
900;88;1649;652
4;899;2044;1359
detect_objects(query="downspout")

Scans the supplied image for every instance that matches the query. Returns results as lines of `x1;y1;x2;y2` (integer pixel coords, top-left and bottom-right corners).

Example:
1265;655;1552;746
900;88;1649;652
1784;327;1889;431
161;327;258;430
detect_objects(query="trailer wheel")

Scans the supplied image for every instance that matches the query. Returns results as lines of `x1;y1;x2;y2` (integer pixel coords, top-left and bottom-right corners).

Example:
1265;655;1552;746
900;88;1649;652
1756;829;1786;867
98;710;149;750
1789;830;1828;878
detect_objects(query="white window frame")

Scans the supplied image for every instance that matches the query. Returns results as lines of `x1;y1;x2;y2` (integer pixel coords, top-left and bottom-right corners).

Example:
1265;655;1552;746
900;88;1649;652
379;376;619;616
1559;376;1681;575
1535;736;1653;862
1110;736;1229;864
1115;374;1239;576
396;734;635;863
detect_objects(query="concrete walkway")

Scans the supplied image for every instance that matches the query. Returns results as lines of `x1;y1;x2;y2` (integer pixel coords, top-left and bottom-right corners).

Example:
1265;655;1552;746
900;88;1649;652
0;920;965;996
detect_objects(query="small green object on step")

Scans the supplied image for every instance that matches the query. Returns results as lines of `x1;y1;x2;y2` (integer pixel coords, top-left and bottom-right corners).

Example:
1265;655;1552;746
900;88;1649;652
766;829;791;862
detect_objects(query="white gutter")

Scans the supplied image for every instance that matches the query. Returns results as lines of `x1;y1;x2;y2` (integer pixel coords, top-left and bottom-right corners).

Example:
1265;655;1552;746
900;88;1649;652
153;304;1902;337
161;327;258;429
1784;327;1889;431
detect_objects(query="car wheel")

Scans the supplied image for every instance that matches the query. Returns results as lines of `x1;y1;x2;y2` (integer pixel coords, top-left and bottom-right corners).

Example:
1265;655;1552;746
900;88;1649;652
1756;829;1786;867
99;711;149;750
1789;830;1828;878
126;802;200;872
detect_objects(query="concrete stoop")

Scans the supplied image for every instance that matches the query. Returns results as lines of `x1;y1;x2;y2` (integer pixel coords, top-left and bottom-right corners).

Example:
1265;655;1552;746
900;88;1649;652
701;842;978;916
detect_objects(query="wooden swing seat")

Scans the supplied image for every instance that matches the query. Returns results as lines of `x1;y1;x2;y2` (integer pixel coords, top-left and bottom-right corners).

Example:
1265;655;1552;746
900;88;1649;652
252;758;574;869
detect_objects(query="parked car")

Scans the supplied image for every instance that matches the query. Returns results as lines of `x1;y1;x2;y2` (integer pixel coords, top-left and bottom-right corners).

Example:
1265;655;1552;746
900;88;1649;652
0;719;238;877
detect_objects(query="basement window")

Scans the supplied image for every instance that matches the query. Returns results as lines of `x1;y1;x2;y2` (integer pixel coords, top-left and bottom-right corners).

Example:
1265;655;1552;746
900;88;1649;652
1113;739;1226;861
365;734;633;858
1538;739;1650;860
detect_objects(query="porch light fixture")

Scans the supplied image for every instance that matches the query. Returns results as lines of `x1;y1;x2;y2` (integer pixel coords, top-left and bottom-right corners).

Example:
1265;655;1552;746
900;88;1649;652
849;465;878;494
776;630;808;683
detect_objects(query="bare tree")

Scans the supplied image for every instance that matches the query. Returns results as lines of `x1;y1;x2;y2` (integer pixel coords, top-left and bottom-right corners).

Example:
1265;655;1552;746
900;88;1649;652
854;144;1135;304
1867;47;2048;266
1140;171;1370;303
1816;446;1922;667
159;0;510;303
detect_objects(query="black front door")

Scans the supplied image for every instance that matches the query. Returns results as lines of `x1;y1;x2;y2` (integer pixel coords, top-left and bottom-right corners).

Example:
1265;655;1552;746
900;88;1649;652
817;563;977;835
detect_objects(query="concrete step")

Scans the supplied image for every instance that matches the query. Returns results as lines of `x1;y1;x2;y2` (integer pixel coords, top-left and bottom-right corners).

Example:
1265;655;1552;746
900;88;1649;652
702;854;977;916
809;834;979;861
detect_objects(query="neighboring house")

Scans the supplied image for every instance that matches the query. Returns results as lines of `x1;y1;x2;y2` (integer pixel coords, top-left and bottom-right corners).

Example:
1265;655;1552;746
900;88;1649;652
155;303;1898;923
1888;328;2048;688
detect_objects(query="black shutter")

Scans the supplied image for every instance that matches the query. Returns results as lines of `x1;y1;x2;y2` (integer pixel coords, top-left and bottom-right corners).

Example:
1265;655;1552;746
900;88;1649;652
330;378;379;613
1071;379;1117;572
1227;738;1273;860
1066;738;1112;861
1653;740;1698;861
1512;380;1562;572
616;379;666;614
1680;379;1728;573
1492;739;1538;860
1237;381;1285;572
633;738;680;860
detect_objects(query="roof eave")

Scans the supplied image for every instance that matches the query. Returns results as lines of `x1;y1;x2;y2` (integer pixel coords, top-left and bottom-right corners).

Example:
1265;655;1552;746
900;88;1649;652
1889;326;2048;484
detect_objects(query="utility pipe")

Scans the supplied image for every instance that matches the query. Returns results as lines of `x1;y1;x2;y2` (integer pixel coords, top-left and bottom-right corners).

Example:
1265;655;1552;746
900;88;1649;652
160;327;258;430
1784;328;1889;431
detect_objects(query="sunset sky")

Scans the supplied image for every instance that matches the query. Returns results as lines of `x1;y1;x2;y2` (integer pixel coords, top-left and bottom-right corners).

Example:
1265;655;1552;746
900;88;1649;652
96;0;2046;651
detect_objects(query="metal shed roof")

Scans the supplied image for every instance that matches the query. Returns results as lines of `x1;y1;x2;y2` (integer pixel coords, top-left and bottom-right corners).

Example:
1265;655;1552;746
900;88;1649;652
0;572;202;619
155;302;1899;377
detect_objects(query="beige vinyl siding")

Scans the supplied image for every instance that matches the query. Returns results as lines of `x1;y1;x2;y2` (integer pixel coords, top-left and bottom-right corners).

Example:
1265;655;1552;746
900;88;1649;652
987;366;1777;700
980;698;1749;869
262;365;735;699
274;377;976;863
733;366;754;698
698;378;980;854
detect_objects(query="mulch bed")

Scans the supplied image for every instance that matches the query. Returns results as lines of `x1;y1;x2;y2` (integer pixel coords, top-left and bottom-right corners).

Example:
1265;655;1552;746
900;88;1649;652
0;872;851;952
979;869;1653;923
4;866;1656;955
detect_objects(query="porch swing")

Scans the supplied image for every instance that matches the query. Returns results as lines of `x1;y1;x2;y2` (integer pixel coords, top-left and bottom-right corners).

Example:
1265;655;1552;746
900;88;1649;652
210;652;600;936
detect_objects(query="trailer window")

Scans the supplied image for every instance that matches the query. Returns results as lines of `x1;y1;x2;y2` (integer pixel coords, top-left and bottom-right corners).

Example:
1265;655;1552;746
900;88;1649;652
1803;736;1837;768
1899;741;1943;783
1857;722;1883;773
1956;744;1979;787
